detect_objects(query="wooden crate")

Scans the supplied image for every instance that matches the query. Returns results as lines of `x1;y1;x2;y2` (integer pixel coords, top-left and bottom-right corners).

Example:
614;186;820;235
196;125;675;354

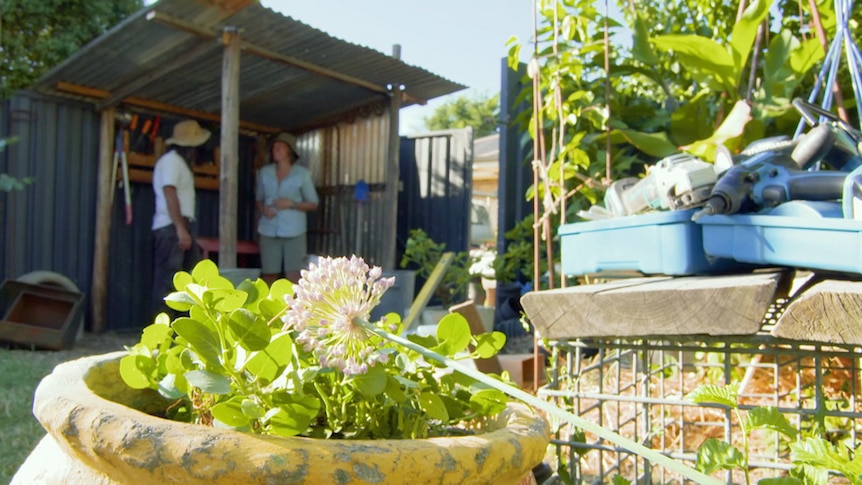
0;280;85;350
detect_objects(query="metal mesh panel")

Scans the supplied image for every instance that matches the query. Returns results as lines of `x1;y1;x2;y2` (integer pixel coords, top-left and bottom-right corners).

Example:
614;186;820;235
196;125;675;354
539;299;862;484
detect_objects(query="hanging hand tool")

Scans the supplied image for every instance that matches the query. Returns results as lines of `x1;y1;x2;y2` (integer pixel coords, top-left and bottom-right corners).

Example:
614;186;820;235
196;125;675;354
113;128;133;224
133;117;153;153
148;115;161;154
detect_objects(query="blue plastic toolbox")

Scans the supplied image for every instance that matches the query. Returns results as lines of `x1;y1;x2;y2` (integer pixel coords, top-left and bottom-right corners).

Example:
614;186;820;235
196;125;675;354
696;203;862;274
559;209;737;276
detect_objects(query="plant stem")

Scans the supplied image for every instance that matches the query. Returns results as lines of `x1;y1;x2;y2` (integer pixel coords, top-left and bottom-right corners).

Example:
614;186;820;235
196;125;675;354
360;319;723;485
735;408;751;485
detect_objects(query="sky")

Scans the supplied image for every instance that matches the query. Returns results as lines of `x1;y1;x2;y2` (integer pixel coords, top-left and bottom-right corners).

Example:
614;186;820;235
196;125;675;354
261;0;536;134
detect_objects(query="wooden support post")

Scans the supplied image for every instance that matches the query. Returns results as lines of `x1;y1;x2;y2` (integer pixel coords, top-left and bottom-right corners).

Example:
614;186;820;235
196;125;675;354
218;27;240;269
381;44;401;271
89;108;115;333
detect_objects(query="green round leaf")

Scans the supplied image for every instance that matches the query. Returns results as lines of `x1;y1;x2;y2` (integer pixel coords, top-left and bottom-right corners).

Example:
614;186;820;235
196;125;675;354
191;259;219;282
236;279;259;304
164;291;195;312
241;398;266;419
211;398;251;428
227;308;271;351
258;299;286;323
206;275;235;290
205;288;248;313
140;322;174;350
188;305;208;323
184;283;207;304
473;331;506;358
172;271;193;292
154;312;172;326
245;332;294;383
418;392;448;421
434;313;472;356
349;365;387;397
120;354;156;390
268;397;321;437
268;279;294;303
469;388;508;415
184;369;231;395
165;346;194;374
384;376;407;403
172;317;222;365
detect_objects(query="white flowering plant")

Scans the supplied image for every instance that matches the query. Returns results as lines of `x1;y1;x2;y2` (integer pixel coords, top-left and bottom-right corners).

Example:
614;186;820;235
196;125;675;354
120;256;510;440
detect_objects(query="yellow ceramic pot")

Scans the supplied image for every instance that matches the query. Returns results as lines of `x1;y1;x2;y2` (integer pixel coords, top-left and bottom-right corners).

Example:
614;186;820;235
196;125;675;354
14;352;550;485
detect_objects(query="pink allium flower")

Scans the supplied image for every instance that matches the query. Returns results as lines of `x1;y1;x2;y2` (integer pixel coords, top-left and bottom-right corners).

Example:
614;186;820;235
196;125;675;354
282;255;396;376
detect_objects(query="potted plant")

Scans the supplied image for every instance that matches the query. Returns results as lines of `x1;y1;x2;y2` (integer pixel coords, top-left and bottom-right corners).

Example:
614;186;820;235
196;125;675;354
400;228;473;325
14;257;550;484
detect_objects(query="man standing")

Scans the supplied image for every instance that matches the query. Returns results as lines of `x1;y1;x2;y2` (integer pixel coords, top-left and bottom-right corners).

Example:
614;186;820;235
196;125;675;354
151;119;210;317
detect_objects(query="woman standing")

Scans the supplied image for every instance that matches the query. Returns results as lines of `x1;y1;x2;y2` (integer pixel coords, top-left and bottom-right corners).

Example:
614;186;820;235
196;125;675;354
256;132;319;284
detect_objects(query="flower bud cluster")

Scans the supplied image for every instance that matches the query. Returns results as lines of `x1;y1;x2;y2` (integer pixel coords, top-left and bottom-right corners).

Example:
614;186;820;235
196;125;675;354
282;255;396;375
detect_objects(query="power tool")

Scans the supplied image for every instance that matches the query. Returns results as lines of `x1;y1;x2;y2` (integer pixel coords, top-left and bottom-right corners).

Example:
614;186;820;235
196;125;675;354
692;126;850;221
604;153;717;217
691;96;862;221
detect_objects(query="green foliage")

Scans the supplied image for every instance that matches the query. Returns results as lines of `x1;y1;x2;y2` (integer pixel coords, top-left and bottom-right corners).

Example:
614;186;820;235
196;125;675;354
400;228;473;307
493;214;541;284
687;382;862;484
0;0;143;99
507;0;835;237
791;437;862;485
0;137;33;191
120;259;509;440
423;93;499;138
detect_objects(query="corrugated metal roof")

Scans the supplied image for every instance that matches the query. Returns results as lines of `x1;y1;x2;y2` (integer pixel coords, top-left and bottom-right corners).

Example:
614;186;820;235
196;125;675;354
33;0;465;134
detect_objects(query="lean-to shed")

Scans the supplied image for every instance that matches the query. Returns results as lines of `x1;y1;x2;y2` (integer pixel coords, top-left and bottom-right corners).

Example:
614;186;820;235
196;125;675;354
2;0;467;332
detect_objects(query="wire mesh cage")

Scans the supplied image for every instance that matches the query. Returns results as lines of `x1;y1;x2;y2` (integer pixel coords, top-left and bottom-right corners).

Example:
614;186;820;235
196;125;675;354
538;300;862;484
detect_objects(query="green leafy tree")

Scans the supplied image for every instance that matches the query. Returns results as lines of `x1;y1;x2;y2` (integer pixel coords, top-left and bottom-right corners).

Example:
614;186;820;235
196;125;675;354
0;0;143;99
423;93;499;138
501;0;840;291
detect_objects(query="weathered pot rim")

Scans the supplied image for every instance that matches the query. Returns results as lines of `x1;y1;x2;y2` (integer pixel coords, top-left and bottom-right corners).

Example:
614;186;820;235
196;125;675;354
33;351;551;484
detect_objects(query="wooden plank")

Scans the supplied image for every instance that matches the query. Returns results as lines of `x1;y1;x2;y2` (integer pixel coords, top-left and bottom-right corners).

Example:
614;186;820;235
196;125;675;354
218;27;241;269
54;82;280;134
521;272;784;339
772;279;862;345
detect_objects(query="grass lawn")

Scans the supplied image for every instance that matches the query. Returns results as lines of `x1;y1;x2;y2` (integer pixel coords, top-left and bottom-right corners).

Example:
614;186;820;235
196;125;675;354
0;333;136;484
0;349;66;484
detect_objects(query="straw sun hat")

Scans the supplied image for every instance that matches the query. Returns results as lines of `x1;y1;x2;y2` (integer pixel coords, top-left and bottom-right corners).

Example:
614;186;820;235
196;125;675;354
166;119;211;147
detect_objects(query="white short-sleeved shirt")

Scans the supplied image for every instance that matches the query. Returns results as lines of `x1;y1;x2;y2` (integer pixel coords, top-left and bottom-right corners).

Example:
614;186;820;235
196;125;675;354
151;150;195;230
